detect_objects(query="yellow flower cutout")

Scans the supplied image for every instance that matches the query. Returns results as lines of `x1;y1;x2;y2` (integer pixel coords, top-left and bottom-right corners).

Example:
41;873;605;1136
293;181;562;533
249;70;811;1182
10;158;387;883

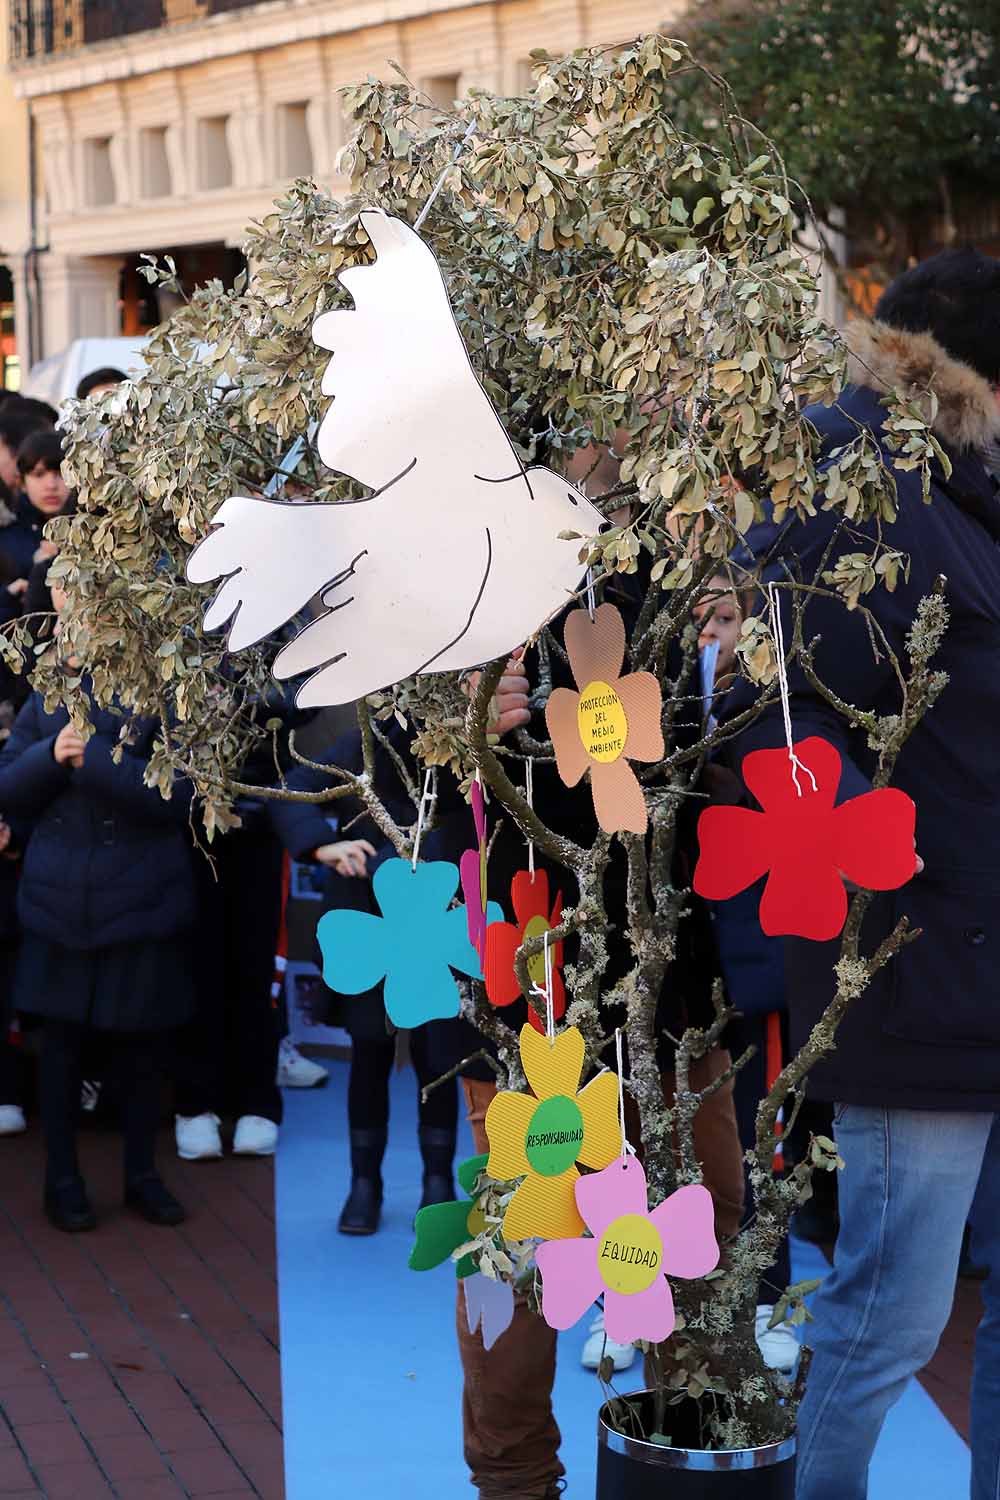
485;1024;621;1242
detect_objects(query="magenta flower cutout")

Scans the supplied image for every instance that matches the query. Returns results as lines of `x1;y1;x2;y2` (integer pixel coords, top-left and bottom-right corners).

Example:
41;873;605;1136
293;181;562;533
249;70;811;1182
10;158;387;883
534;1158;719;1345
460;779;489;958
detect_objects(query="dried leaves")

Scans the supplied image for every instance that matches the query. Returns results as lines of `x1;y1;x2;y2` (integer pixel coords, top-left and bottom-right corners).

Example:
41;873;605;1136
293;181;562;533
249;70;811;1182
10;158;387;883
42;33;939;830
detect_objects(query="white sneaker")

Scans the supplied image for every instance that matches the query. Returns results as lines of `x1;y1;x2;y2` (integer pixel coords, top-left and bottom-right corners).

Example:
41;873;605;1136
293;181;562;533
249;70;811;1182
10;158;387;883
175;1113;223;1161
233;1115;278;1157
755;1303;799;1372
0;1104;26;1136
277;1037;329;1089
581;1309;636;1371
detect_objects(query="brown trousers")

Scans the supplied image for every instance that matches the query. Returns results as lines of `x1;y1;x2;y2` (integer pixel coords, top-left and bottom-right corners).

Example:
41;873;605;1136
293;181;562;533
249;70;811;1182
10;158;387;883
457;1050;745;1498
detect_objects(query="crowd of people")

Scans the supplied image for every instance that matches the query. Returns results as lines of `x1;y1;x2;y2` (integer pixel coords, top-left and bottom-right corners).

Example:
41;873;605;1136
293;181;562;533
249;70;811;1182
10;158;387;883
0;370;373;1231
0;248;997;1500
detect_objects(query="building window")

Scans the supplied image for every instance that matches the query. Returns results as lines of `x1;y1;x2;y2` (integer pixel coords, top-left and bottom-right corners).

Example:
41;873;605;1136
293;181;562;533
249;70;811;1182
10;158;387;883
139;125;172;200
83;137;116;207
197;116;233;191
422;75;461;110
277;102;313;179
83;0;163;45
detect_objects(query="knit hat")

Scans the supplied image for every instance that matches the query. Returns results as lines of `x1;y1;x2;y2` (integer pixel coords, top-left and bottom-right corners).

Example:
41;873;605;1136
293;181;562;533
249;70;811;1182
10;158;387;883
875;248;1000;387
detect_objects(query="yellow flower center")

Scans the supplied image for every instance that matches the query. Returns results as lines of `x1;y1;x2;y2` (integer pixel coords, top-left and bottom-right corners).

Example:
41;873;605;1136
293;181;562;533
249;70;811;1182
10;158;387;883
523;913;552;988
597;1212;664;1295
577;680;628;763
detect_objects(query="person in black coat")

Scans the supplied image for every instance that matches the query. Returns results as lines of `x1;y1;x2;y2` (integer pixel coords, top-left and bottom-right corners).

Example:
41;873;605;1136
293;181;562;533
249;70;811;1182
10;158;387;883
0;822;25;1132
0;607;196;1232
267;729;463;1235
0;428;69;587
172;687;327;1161
0;397;56;537
719;249;1000;1500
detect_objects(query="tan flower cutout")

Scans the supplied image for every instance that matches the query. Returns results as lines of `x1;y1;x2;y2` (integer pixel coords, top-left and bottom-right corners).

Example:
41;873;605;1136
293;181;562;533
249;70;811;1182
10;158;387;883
544;604;664;834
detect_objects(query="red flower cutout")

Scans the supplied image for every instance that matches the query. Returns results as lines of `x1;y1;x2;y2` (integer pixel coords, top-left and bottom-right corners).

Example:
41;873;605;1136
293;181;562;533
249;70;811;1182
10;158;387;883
693;737;917;942
484;870;565;1033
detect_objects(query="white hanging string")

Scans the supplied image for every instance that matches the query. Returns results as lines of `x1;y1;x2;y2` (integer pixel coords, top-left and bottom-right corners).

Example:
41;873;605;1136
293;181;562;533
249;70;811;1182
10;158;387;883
525;757;536;881
414;119;477;233
585;567;596;622
767;581;816;798
528;929;555;1046
615;1028;636;1163
411;768;437;871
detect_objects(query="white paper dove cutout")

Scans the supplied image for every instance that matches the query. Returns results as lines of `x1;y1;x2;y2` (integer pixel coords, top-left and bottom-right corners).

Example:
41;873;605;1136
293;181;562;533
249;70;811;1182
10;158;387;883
187;209;603;707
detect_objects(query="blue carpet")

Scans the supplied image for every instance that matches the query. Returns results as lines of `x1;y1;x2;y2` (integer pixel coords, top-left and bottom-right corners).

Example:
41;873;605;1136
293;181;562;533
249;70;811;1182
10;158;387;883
276;1061;970;1498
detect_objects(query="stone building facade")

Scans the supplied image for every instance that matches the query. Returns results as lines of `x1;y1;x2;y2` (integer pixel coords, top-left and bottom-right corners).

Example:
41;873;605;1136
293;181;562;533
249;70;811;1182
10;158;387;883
6;0;681;363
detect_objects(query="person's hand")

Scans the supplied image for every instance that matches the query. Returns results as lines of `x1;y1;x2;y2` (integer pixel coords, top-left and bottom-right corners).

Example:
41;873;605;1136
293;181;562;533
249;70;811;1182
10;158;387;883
464;649;531;738
313;838;376;877
0;821;11;855
53;723;86;768
6;578;27;598
701;764;744;806
34;540;57;564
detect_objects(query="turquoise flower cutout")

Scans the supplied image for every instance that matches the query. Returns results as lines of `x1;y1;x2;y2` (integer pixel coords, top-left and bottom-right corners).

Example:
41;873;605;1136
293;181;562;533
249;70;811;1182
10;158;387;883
318;857;502;1029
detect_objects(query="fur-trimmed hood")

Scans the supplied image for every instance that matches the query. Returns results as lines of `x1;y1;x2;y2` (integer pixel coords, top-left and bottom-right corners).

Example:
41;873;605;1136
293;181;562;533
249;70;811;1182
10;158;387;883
845;319;1000;452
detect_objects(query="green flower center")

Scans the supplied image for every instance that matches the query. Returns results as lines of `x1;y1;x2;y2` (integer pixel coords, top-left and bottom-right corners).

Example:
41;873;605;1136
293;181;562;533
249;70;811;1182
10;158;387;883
524;1094;584;1177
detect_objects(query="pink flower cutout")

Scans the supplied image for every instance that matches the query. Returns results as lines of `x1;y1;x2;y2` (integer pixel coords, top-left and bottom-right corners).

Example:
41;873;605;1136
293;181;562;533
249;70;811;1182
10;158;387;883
535;1158;718;1345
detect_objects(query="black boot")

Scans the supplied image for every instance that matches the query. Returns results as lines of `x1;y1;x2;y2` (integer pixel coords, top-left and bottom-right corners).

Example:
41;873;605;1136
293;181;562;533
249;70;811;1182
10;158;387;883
339;1128;386;1235
44;1175;96;1233
126;1174;186;1226
418;1126;457;1211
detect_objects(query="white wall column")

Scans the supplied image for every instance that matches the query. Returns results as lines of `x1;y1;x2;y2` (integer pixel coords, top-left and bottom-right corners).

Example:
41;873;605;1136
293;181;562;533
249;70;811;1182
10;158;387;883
34;252;123;357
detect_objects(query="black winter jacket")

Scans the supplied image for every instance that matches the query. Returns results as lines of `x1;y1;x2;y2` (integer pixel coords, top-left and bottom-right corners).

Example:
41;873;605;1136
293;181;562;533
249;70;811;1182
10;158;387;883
0;693;195;950
723;322;1000;1111
0;495;48;583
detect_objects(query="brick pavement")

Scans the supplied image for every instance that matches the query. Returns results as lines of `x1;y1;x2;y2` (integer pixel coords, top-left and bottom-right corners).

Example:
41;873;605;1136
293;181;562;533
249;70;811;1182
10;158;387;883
0;1119;283;1499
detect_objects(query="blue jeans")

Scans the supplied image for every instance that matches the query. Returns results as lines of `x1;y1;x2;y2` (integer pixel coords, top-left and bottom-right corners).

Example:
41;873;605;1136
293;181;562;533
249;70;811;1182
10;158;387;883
796;1106;1000;1500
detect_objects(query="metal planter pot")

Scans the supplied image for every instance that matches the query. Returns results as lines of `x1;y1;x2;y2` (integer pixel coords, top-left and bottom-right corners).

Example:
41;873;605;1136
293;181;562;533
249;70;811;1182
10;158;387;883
597;1395;795;1499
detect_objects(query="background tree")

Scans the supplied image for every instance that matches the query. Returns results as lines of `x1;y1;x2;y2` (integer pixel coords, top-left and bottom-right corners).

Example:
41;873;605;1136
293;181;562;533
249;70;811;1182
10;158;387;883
673;0;1000;283
20;35;950;1448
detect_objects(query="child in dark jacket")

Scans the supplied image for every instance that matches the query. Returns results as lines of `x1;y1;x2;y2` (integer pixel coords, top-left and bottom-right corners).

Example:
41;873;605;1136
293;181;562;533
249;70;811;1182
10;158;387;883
0;606;197;1231
267;728;462;1235
0;427;68;591
0;823;24;1133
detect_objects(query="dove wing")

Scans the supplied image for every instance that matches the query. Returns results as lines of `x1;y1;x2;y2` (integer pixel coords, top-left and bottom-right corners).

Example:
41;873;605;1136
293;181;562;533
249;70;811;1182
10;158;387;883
312;210;520;491
186;494;368;653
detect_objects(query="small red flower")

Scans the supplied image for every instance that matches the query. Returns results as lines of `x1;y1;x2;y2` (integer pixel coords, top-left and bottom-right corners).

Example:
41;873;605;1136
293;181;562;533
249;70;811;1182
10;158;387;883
484;870;565;1032
693;736;917;942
